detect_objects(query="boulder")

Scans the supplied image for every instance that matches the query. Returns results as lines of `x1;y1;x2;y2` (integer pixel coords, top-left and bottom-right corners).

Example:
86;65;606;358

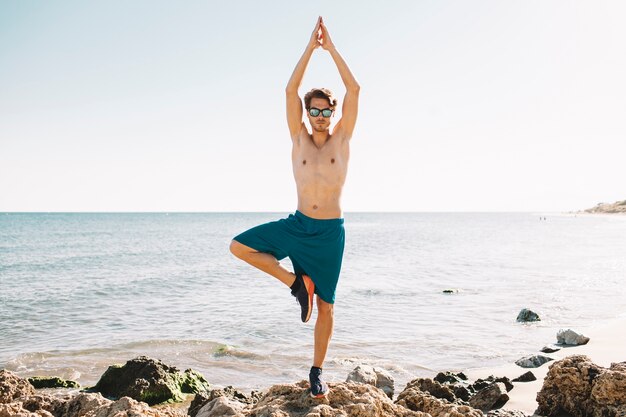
27;376;80;389
195;397;246;417
250;380;425;416
515;355;553;368
516;309;540;322
536;355;626;417
189;386;259;417
395;380;483;417
346;365;395;398
512;371;536;382
92;356;210;405
556;329;590;346
0;370;35;404
468;382;509;412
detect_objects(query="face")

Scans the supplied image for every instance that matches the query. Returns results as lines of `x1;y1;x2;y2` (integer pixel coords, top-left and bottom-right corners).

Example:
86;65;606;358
307;97;334;133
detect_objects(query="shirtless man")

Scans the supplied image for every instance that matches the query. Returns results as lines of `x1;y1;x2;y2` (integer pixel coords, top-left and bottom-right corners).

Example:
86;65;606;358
229;16;359;398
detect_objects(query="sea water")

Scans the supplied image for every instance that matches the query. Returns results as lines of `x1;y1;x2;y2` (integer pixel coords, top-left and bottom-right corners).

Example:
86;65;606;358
1;212;625;392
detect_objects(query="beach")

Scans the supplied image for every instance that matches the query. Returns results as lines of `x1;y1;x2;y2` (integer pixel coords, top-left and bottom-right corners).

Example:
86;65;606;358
466;316;626;415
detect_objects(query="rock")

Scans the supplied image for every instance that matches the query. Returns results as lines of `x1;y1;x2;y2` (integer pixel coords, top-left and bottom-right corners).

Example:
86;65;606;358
434;371;468;384
91;356;210;405
471;376;514;393
0;401;54;417
189;386;259;417
515;354;553;368
443;289;459;294
346;365;395;399
395;381;483;417
27;376;80;389
195;397;246;417
469;382;509;411
251;380;425;416
536;355;626;417
516;308;540;322
401;378;457;402
556;329;590;346
540;345;561;353
0;370;35;404
512;371;536;382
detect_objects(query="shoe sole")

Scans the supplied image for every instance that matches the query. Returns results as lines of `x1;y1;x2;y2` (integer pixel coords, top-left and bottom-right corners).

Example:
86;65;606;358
302;275;315;323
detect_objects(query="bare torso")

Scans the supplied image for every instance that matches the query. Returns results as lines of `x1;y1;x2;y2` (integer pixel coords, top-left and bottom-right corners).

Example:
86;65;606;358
292;129;350;219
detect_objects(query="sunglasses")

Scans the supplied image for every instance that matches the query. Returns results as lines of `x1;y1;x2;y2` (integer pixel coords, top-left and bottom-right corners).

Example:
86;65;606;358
308;107;333;118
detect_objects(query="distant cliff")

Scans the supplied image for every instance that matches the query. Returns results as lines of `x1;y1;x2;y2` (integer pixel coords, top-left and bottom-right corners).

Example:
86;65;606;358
584;199;626;214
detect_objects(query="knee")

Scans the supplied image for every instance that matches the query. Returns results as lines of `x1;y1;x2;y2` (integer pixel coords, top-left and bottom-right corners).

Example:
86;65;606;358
229;240;246;259
317;299;334;317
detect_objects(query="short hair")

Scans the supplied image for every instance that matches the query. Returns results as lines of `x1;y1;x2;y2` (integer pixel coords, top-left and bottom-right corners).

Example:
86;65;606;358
304;88;338;110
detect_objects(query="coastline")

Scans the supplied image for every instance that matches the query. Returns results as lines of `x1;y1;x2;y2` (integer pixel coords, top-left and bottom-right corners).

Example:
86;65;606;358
464;315;626;415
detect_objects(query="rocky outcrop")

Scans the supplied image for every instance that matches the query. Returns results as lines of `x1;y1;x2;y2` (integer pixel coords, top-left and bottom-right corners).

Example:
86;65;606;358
92;356;210;405
251;380;426;417
0;370;35;404
556;329;590;346
516;309;540;322
27;376;80;389
395;379;483;417
515;355;553;368
536;355;626;417
0;385;184;417
584;200;626;214
346;365;395;398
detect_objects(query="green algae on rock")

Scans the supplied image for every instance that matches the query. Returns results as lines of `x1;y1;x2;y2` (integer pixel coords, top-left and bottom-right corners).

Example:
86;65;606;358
91;356;210;405
28;376;80;389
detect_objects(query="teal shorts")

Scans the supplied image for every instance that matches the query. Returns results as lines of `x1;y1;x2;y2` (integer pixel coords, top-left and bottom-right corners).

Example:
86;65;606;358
233;211;345;304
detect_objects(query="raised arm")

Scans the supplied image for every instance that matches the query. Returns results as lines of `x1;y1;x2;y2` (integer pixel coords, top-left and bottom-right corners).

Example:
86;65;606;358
285;17;322;140
320;18;360;140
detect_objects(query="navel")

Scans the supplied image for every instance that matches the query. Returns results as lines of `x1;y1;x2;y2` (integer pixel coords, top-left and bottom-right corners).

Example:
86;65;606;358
331;158;335;164
313;205;318;210
303;160;306;165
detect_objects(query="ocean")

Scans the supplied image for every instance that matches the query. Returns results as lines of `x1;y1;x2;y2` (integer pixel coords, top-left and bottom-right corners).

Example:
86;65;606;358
1;212;625;394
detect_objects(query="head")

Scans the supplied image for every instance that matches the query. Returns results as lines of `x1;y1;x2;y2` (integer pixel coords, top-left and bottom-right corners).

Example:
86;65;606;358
304;88;337;132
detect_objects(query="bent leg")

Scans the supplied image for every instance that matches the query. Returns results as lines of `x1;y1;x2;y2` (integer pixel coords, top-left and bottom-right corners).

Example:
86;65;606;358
313;295;334;368
230;240;296;287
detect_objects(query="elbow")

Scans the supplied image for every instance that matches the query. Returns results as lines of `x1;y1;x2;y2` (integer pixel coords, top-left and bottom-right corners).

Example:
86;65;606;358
285;84;299;95
348;83;360;93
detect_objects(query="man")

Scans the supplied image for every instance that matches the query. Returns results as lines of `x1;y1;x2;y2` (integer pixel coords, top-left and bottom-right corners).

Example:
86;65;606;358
229;16;359;398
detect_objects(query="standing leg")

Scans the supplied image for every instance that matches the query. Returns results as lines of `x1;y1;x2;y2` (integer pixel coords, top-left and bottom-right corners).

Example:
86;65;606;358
313;295;334;367
310;295;333;397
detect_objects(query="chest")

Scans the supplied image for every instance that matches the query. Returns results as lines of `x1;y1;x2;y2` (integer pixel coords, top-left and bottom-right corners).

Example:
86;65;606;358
292;136;349;171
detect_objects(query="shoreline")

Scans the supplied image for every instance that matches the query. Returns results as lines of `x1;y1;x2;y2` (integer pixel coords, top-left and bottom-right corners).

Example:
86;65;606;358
464;315;626;415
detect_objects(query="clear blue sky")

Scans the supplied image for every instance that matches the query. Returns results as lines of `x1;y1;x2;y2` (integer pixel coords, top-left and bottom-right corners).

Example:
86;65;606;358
1;1;624;211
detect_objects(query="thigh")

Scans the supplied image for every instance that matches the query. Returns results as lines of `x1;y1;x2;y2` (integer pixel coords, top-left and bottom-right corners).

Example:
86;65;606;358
232;218;296;261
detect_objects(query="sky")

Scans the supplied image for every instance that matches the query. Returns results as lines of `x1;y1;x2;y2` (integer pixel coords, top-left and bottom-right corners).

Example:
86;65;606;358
1;0;625;212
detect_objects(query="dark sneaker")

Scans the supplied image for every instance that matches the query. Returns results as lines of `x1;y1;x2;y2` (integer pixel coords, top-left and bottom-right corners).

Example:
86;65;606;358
309;366;329;398
291;273;315;323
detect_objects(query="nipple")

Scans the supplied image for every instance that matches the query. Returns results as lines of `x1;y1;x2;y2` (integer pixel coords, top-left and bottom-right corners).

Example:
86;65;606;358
303;160;307;165
331;158;335;164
